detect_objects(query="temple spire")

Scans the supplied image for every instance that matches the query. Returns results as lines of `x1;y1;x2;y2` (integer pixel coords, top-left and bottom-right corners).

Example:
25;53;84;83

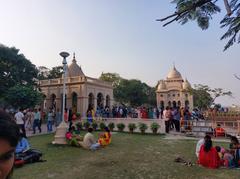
72;52;76;63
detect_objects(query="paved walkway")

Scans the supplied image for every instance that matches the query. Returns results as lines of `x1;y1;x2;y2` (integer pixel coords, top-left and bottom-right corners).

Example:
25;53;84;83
164;132;230;143
26;124;57;137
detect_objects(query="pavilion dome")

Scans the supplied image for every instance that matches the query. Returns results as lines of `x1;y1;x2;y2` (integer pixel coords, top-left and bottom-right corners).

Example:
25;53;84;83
167;66;182;79
68;53;85;77
157;80;167;91
182;79;191;90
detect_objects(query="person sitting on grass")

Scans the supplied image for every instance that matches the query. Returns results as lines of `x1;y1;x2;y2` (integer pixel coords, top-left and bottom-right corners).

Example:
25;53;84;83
98;127;112;147
198;135;220;169
0;110;20;179
79;127;100;150
65;126;83;147
15;133;30;154
229;136;240;167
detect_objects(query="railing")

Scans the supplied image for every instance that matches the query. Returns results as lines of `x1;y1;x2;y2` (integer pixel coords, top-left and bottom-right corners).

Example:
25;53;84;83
39;76;112;87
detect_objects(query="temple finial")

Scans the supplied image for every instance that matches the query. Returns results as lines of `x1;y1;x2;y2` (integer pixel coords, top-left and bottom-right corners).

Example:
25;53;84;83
73;52;76;63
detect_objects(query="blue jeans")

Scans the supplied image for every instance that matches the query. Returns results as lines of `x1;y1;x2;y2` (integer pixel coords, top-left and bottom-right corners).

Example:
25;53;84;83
33;120;41;133
47;121;53;132
90;143;100;150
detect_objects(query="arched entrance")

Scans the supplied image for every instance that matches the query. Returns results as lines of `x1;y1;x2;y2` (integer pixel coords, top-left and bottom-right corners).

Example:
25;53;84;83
97;93;104;109
50;94;56;111
172;101;177;108
168;101;171;107
160;101;164;109
177;101;181;107
185;100;189;108
88;93;94;110
105;95;110;107
72;92;78;113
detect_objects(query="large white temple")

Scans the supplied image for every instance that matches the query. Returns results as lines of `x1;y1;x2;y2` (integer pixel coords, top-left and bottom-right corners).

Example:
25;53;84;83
156;66;193;110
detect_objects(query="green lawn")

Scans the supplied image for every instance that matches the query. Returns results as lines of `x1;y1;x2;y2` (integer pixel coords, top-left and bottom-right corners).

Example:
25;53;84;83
13;133;240;179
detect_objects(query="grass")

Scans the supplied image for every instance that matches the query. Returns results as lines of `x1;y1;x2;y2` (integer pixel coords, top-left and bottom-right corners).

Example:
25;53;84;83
13;132;240;179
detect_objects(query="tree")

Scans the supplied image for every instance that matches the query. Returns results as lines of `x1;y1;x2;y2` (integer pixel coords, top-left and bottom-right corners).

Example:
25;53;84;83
99;72;121;87
190;85;213;110
99;73;156;106
37;65;63;80
190;84;232;110
4;85;43;109
234;74;240;80
37;66;50;80
158;0;240;50
48;66;63;79
0;44;43;108
0;44;38;98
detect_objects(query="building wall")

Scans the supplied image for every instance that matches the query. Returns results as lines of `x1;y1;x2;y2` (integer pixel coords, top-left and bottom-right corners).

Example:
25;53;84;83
40;82;113;117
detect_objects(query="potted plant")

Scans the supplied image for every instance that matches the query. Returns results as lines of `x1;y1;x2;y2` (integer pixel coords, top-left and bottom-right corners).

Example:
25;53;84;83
99;122;106;131
151;122;160;134
138;122;148;134
128;123;137;134
108;122;115;132
117;123;125;132
83;121;90;130
76;112;81;120
92;121;98;131
76;122;83;131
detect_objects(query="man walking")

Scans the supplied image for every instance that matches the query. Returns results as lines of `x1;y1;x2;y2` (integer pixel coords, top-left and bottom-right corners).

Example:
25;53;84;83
14;108;26;137
33;108;41;134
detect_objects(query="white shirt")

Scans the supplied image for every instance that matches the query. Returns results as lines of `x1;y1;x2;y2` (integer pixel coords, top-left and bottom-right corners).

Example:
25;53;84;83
15;111;24;125
195;138;205;158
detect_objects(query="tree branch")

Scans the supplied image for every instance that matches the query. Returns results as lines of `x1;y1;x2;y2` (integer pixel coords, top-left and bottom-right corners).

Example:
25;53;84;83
234;74;240;80
156;0;213;26
223;0;232;16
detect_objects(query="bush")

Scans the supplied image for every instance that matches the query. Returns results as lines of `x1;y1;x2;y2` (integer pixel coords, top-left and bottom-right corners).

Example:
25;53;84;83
76;122;83;130
76;112;81;117
83;121;90;130
138;123;148;134
151;122;160;134
128;123;137;133
117;123;125;132
108;122;115;131
92;122;98;130
99;122;106;131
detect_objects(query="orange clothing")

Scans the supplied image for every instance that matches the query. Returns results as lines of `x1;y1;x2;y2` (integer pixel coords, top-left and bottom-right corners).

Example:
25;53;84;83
215;127;225;137
98;132;111;146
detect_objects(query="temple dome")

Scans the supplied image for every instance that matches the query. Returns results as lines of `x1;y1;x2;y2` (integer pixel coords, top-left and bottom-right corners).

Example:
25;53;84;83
68;53;85;77
167;66;182;79
157;80;167;91
182;79;191;90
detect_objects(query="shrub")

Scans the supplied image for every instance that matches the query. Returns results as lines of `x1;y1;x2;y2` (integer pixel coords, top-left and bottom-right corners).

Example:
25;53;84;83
76;112;81;117
76;122;83;130
92;122;98;130
99;122;106;131
151;122;160;134
117;123;125;132
128;123;137;133
108;122;115;131
83;121;90;130
138;123;148;134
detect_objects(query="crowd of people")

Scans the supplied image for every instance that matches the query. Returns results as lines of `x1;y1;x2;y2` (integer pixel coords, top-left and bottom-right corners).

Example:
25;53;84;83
196;135;240;169
65;126;112;151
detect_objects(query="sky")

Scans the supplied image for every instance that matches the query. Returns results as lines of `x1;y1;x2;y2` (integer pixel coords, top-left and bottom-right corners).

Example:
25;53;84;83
0;0;239;106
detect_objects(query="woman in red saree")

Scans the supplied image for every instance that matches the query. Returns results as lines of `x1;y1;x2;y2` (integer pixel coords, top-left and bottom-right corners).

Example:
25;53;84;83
198;135;220;169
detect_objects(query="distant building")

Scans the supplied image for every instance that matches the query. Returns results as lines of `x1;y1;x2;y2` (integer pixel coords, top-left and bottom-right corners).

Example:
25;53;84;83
156;66;193;110
39;54;113;117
